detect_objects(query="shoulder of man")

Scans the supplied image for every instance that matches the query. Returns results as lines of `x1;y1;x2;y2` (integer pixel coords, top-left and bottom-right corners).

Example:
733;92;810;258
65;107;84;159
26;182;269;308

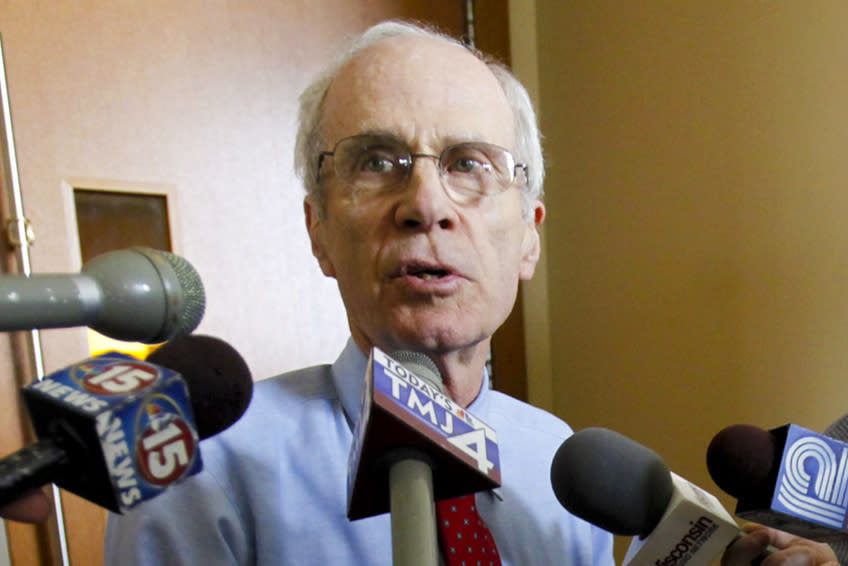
483;389;574;443
254;363;337;403
203;363;338;445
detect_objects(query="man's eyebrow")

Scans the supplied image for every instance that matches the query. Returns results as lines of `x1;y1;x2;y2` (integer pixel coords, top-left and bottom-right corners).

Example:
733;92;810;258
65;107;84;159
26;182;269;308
355;129;403;140
352;129;483;148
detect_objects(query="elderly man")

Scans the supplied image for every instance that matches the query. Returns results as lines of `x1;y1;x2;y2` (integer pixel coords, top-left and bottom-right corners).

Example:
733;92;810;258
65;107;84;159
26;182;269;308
101;20;837;566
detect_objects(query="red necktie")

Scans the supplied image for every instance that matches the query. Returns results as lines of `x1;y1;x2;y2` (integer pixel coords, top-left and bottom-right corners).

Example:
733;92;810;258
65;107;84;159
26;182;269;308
436;494;502;566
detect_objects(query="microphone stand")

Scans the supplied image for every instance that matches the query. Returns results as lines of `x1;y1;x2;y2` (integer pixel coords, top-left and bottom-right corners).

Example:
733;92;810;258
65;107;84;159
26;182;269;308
388;451;439;566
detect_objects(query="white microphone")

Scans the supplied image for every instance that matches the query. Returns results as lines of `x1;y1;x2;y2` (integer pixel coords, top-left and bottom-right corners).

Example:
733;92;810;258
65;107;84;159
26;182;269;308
551;427;768;566
0;247;205;343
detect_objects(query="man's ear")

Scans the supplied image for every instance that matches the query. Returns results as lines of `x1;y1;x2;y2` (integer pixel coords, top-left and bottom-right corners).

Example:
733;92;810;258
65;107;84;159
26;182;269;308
519;201;545;281
304;197;336;278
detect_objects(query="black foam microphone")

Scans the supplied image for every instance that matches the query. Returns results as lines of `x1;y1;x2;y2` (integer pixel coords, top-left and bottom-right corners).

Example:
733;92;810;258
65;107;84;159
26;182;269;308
708;423;848;543
706;424;779;504
0;247;205;343
0;334;252;513
552;427;751;566
146;334;252;438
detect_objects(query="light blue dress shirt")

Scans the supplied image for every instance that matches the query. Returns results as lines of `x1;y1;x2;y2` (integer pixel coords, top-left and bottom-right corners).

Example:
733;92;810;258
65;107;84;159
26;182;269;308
104;339;615;565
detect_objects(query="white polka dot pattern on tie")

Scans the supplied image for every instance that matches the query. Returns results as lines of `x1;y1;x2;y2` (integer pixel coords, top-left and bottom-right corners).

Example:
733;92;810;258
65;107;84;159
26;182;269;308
435;494;502;566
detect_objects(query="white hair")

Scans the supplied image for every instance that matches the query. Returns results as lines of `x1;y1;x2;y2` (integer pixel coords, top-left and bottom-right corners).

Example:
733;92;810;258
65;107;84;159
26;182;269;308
294;20;544;219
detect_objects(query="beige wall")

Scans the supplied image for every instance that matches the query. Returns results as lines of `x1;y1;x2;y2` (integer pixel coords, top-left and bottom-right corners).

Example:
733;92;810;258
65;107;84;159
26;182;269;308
520;0;848;526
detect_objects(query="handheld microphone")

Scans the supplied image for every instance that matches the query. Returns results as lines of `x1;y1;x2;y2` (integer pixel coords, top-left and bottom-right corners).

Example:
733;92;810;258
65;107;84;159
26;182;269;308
0;247;205;343
346;348;501;566
551;427;750;566
824;415;848;563
708;423;848;543
0;334;252;513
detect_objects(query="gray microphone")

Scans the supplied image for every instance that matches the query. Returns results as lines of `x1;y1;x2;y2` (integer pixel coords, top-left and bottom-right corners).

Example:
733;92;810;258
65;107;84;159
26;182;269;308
387;350;443;566
552;427;773;566
823;415;848;564
0;247;205;343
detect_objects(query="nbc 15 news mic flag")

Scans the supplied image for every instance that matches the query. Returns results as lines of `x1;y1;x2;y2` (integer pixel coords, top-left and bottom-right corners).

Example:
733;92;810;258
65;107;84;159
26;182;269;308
5;352;202;513
347;347;501;520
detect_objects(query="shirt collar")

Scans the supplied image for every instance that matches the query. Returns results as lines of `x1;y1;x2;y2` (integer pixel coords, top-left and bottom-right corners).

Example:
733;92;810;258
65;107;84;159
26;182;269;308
331;338;369;431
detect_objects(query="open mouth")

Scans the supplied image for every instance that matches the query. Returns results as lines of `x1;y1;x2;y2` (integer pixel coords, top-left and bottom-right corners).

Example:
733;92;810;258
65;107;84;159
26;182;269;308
402;265;450;280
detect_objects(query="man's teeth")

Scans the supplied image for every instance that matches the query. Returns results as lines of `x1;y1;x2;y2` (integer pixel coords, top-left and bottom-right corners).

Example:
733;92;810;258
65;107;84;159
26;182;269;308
412;270;447;280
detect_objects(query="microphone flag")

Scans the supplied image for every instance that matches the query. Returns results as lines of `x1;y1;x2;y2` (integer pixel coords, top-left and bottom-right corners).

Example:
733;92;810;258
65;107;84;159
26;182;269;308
347;347;501;520
20;351;201;512
736;424;848;540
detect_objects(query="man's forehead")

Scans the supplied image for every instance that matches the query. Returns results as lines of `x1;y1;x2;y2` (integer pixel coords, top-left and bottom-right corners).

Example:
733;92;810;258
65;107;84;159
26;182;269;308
320;35;514;149
342;35;473;78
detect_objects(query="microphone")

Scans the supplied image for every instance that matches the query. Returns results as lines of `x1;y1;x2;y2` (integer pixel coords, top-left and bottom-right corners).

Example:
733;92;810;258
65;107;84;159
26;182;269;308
551;427;750;566
0;334;252;513
824;415;848;563
0;247;205;343
708;423;848;543
346;347;501;566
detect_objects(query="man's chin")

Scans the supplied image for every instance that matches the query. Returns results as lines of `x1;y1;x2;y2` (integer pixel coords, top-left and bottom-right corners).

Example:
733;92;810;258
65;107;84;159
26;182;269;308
383;325;490;356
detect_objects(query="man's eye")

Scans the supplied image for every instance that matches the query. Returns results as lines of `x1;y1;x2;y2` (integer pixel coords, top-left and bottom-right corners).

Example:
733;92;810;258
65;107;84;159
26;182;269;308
451;157;484;173
447;153;492;175
362;155;395;173
352;149;398;174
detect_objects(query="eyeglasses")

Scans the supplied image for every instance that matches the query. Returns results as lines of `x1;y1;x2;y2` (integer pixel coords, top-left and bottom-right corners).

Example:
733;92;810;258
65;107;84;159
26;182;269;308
317;134;527;202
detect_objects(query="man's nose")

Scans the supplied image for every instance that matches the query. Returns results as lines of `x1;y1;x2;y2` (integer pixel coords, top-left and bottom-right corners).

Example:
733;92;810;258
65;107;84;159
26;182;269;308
393;156;457;230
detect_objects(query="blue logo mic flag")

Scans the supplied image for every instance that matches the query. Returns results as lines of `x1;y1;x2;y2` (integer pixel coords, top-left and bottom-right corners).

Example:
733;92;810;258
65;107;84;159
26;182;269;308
347;347;501;520
736;423;848;540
